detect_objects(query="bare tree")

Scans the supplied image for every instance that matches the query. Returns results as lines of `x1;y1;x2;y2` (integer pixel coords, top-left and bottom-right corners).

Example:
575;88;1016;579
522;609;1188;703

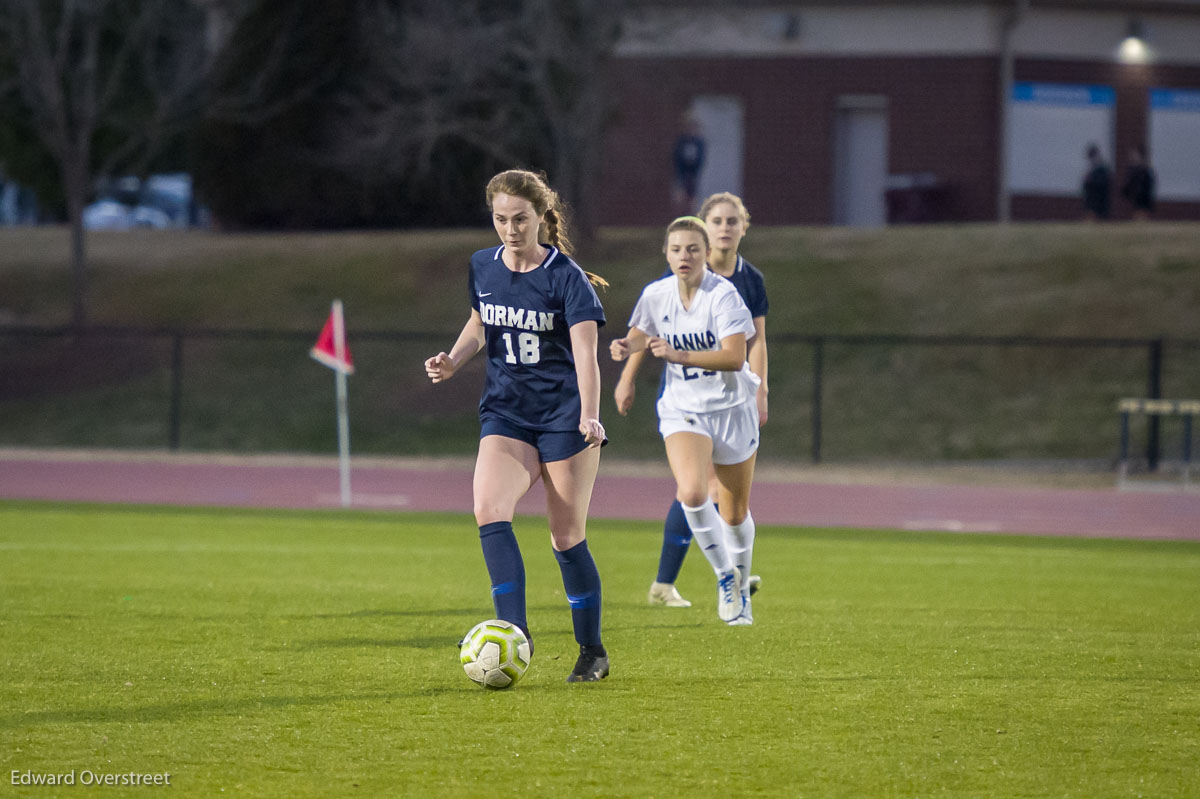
508;0;623;240
325;0;623;238
0;0;222;325
322;1;526;205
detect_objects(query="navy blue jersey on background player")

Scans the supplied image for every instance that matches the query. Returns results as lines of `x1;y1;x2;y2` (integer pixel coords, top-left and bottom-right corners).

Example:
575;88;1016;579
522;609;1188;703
728;255;768;317
471;244;606;432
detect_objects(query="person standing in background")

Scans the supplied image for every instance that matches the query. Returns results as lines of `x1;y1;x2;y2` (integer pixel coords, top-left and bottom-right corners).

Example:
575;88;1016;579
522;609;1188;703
1122;144;1156;221
1082;143;1111;220
672;114;706;217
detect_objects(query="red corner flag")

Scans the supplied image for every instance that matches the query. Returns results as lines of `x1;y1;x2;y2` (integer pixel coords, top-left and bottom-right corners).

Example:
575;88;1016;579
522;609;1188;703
310;299;354;374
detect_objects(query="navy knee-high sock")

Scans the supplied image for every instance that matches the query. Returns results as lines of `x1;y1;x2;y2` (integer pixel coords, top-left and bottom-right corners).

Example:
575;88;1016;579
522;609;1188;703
479;521;527;639
554;539;603;648
655;499;693;584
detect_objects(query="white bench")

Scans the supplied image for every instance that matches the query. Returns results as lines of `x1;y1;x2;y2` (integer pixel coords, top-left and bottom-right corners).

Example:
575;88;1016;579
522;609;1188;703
1117;398;1198;486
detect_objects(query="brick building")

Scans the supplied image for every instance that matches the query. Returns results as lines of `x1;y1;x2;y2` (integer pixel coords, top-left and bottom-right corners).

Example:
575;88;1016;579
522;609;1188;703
596;0;1200;225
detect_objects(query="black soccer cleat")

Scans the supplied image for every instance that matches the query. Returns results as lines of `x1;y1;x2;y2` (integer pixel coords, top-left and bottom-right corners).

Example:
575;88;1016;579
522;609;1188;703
566;644;610;683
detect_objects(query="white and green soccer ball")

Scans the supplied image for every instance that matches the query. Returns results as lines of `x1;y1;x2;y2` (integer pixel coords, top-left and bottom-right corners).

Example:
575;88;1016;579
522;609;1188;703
459;619;531;690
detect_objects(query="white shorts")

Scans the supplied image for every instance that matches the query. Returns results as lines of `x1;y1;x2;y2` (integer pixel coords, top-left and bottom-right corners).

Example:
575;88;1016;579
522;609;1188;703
656;397;760;465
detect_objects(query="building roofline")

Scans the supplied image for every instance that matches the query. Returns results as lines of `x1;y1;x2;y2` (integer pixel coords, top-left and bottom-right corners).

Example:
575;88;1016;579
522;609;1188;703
624;0;1200;14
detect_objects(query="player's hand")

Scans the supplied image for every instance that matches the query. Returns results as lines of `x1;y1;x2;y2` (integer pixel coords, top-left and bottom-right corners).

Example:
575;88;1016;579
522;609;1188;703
579;418;606;448
609;338;631;361
425;352;456;383
757;385;769;426
614;380;635;416
647;336;678;362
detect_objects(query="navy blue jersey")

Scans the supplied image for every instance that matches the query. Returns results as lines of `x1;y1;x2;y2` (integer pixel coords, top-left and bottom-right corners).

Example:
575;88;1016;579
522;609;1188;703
470;245;606;431
727;255;768;318
658;255;768;318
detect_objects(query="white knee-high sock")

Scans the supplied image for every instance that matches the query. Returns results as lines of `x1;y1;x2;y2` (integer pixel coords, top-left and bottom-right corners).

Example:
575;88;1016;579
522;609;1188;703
682;500;732;575
722;512;755;594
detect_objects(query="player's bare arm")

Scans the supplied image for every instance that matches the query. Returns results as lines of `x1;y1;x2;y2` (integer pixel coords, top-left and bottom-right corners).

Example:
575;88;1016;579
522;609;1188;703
425;310;486;383
570;320;605;447
612;330;650;415
613;348;647;416
649;332;746;372
609;327;649;362
749;316;768;424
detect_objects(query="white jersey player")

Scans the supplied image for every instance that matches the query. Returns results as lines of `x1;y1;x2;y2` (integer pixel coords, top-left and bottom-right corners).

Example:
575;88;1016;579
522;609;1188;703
630;269;760;424
610;216;759;625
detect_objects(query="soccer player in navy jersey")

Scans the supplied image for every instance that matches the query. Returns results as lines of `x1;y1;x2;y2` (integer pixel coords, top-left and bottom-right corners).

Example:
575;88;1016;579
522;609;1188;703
611;216;761;625
425;169;611;682
614;193;768;613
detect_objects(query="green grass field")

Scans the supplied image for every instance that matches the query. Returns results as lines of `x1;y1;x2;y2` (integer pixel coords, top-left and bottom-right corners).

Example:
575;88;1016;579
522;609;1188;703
3;501;1198;797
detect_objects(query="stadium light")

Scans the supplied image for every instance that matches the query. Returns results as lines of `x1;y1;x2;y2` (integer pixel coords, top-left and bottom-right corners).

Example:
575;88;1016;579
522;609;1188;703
1118;18;1149;63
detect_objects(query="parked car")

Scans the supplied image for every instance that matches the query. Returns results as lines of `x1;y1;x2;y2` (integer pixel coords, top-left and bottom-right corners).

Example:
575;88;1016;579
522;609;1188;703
82;199;139;230
83;173;202;230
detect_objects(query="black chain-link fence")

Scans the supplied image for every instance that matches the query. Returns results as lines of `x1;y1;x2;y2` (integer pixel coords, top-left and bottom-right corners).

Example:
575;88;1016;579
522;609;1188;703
3;325;1199;468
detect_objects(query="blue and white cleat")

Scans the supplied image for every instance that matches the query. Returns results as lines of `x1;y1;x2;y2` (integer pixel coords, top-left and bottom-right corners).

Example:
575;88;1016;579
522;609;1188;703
716;568;745;622
728;596;753;626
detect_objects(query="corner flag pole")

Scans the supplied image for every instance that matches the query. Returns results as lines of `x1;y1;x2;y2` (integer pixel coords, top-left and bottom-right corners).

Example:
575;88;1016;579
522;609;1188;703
310;299;355;508
332;300;352;508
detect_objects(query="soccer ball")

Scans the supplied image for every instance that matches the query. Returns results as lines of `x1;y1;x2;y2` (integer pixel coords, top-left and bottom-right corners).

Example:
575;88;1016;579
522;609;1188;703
459;619;531;690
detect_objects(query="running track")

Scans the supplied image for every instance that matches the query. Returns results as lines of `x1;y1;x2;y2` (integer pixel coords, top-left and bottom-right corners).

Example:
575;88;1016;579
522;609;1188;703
1;449;1197;540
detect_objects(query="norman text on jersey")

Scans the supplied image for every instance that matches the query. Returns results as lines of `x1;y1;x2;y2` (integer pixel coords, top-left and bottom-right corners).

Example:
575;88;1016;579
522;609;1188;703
479;302;555;332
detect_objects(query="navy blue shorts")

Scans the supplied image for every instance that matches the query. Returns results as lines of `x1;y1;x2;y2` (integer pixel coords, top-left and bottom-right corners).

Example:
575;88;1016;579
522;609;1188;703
480;416;591;463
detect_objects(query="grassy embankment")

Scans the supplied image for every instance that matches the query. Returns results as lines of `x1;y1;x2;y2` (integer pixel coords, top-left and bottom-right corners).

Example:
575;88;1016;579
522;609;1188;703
1;223;1198;464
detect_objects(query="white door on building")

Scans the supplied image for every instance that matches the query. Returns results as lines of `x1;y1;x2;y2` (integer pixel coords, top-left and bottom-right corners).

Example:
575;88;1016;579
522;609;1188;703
833;96;889;226
691;95;744;205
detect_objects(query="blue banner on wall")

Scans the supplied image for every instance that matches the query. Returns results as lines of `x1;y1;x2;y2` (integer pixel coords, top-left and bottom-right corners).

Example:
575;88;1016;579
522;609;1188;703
1013;82;1115;107
1150;89;1200;112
